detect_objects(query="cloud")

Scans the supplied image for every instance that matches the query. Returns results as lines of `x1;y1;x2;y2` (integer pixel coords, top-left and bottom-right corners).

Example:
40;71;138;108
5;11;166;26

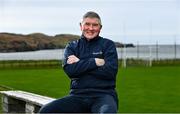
0;0;179;44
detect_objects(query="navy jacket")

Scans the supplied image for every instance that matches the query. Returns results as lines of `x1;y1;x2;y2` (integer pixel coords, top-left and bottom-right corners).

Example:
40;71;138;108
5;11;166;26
62;35;118;96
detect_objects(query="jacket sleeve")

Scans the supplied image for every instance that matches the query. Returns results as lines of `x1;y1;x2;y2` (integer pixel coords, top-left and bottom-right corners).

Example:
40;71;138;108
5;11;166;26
62;42;97;79
88;40;118;80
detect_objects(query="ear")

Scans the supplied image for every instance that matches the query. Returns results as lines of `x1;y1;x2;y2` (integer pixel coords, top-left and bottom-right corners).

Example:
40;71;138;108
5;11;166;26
100;25;102;29
80;22;83;31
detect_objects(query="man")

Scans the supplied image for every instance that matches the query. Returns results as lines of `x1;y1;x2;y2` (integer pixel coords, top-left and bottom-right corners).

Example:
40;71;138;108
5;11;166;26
39;11;118;113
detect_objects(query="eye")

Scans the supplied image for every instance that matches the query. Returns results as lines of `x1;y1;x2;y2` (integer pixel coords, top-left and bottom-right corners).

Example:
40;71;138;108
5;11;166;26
85;23;91;26
92;23;99;27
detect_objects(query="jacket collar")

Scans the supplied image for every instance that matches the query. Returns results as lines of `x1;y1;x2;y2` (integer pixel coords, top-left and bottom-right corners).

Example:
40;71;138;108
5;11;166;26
81;35;101;43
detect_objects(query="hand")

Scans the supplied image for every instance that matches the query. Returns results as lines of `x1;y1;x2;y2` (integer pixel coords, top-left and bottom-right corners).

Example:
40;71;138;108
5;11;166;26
67;55;80;64
95;58;105;66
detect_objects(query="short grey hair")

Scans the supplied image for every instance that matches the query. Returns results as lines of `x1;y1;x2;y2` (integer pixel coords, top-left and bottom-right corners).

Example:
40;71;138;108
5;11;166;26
82;11;102;25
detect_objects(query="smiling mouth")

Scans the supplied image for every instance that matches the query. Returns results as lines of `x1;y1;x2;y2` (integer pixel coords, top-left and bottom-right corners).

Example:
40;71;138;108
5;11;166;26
87;32;93;35
86;31;95;35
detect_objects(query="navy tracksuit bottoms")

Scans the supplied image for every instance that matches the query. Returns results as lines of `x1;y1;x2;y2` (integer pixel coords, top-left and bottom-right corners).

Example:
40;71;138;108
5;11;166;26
39;94;118;113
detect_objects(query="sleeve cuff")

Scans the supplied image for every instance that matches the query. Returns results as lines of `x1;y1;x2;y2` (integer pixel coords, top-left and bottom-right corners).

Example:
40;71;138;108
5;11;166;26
88;58;98;69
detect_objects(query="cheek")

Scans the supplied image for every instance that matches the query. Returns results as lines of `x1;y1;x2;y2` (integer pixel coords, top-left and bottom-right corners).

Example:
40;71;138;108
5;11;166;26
95;28;101;32
80;25;83;31
80;24;87;31
81;26;87;31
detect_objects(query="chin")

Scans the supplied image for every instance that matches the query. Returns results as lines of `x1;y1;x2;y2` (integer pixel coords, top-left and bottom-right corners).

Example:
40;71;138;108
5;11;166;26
86;36;95;39
85;34;98;39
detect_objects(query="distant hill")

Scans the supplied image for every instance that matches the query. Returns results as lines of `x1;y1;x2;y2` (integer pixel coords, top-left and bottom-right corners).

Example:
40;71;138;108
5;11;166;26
0;33;79;52
0;32;134;52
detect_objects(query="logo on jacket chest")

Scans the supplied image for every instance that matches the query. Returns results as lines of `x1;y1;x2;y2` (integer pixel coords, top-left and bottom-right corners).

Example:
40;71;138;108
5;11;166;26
92;51;103;55
92;51;103;58
78;48;103;58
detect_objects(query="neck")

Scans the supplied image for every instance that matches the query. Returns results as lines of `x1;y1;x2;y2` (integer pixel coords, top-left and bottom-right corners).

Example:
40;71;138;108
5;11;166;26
81;35;99;42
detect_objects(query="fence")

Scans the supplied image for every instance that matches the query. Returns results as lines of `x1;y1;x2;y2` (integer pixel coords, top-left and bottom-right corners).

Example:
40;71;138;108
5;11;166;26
0;60;61;69
118;44;180;60
0;44;179;68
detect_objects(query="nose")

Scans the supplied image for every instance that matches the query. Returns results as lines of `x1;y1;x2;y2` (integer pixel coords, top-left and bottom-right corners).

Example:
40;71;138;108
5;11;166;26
88;24;93;30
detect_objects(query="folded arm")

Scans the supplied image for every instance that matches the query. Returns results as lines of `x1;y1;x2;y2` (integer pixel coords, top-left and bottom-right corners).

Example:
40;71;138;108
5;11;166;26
87;41;118;80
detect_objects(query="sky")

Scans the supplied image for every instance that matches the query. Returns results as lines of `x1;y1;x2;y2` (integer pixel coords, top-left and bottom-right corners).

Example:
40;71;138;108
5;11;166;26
0;0;180;44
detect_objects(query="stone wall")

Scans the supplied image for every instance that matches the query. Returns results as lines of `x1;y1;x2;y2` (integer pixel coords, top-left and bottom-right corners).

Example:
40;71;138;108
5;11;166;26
0;90;55;113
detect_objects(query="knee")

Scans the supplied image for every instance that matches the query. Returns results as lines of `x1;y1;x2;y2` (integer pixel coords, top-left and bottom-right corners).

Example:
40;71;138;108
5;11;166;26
38;105;51;113
99;104;117;113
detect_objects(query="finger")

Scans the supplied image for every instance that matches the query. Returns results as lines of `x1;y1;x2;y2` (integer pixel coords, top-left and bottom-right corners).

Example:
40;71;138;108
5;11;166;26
67;58;77;64
68;55;76;58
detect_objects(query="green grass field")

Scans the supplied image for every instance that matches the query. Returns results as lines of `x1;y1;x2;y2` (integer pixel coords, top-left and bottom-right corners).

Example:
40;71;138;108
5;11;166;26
1;66;180;113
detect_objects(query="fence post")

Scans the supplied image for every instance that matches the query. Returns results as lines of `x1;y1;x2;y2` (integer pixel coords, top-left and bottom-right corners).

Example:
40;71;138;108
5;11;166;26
123;45;126;68
149;46;152;67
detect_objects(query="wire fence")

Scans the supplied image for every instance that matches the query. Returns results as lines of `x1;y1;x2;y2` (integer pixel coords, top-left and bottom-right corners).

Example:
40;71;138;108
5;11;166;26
119;44;180;60
119;43;180;67
0;44;179;68
0;60;61;69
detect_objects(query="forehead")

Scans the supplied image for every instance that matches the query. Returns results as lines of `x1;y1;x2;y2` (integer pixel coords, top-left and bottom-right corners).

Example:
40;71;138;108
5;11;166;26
82;17;100;24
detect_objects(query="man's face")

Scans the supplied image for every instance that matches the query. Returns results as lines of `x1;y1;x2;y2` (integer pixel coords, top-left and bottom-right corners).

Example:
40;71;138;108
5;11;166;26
80;17;102;40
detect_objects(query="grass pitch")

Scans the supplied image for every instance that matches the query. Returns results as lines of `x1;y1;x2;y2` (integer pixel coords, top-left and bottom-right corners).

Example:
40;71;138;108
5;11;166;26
0;66;180;113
